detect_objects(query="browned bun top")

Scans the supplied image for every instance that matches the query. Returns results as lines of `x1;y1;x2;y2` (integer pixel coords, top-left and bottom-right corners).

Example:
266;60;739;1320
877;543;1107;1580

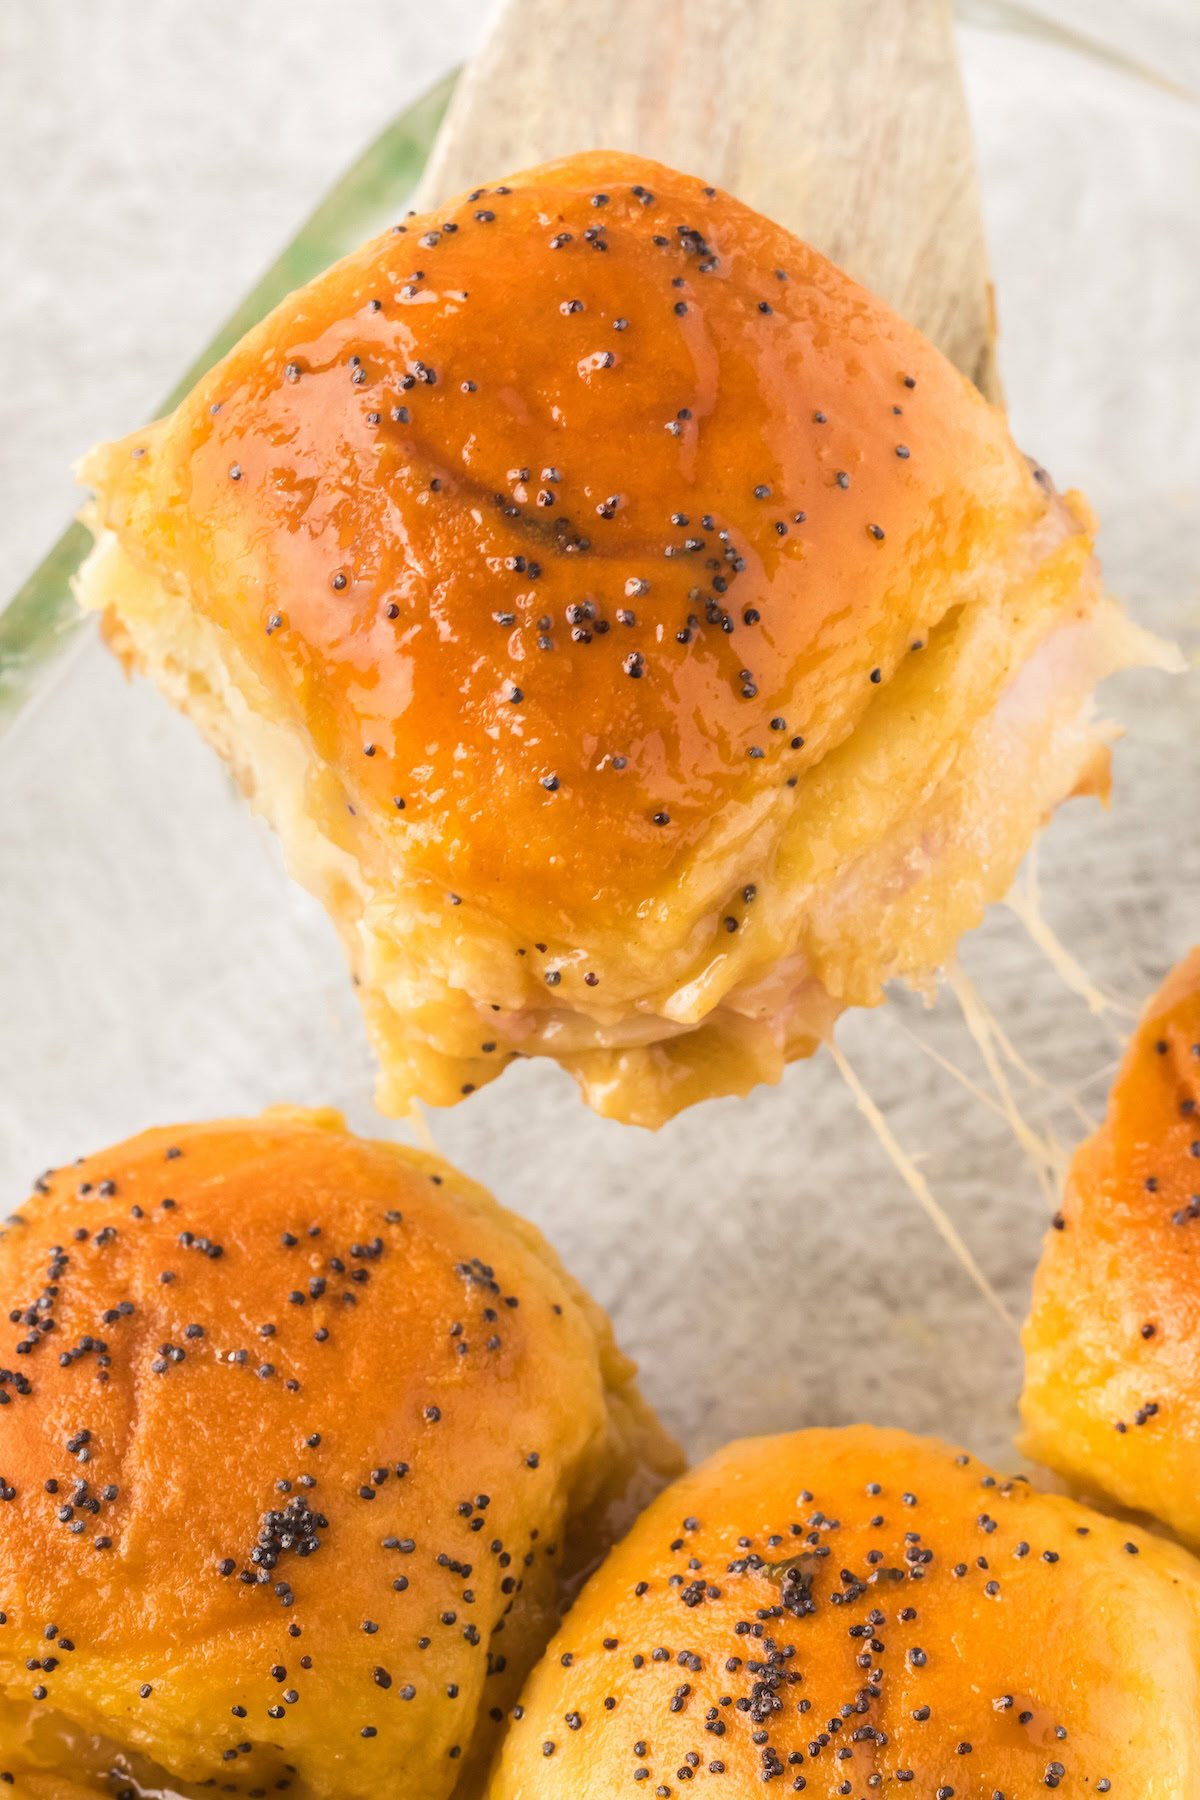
1022;948;1200;1543
80;149;1134;1123
0;1108;678;1798
84;150;1048;924
487;1425;1200;1796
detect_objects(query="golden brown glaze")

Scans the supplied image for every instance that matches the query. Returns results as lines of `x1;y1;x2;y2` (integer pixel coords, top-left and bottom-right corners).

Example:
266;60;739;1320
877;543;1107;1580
80;151;1152;1121
487;1426;1200;1798
0;1110;679;1798
1022;950;1200;1544
89;153;1037;916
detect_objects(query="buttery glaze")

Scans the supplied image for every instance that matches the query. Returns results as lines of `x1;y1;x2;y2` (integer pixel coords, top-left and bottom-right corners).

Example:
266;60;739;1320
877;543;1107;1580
88;152;1033;922
0;1110;678;1798
81;151;1157;1121
1022;949;1200;1544
488;1426;1200;1798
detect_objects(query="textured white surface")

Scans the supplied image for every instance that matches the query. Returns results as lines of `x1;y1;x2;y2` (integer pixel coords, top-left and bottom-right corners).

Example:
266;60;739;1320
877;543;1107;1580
0;3;1197;1468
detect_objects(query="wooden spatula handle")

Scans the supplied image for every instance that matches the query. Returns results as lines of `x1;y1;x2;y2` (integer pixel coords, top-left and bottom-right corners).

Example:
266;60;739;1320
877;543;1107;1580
417;0;999;399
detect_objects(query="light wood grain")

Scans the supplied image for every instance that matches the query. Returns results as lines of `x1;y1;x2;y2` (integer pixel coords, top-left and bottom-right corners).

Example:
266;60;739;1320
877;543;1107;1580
417;0;1000;399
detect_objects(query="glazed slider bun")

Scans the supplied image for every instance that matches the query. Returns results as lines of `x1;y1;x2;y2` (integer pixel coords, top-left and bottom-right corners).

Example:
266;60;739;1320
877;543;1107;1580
77;151;1167;1127
0;1108;679;1798
1022;949;1200;1543
486;1424;1200;1797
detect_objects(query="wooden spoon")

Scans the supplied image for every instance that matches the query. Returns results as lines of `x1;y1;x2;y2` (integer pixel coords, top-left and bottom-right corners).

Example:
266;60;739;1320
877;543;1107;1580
416;0;999;400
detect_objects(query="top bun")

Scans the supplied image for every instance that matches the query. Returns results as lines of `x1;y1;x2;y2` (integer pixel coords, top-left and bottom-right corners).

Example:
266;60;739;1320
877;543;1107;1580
487;1424;1200;1796
1022;949;1200;1542
0;1108;677;1797
78;152;1156;1124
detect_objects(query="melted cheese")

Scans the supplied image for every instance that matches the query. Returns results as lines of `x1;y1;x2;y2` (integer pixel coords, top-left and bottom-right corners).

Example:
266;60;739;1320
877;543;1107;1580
77;501;1174;1128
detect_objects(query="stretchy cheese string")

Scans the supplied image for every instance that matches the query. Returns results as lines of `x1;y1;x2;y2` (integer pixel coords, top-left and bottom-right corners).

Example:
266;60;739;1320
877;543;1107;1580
1069;1053;1122;1102
406;1102;441;1155
944;964;1068;1208
1005;860;1136;1024
828;1038;1019;1338
831;899;1134;1333
891;1005;1098;1144
958;979;1100;1135
888;1013;1018;1129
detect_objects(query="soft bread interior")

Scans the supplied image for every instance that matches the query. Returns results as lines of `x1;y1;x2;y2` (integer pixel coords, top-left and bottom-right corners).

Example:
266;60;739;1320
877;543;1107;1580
0;1701;216;1798
76;489;1170;1127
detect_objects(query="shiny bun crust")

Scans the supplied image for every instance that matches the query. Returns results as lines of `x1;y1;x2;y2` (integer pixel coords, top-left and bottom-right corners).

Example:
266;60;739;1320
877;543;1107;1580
0;1109;679;1797
1022;949;1200;1542
486;1425;1200;1797
78;151;1153;1124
